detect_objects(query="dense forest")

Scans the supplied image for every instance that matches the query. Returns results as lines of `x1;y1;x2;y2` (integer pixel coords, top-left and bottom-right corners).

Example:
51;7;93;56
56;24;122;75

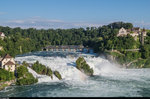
0;21;150;67
0;22;134;56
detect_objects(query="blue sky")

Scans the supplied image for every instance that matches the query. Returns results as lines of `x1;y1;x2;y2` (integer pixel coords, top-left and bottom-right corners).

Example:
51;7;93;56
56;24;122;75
0;0;150;29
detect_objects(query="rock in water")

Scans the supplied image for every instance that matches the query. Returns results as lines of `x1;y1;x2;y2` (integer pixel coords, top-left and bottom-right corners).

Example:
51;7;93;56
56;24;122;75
76;57;94;76
53;71;62;80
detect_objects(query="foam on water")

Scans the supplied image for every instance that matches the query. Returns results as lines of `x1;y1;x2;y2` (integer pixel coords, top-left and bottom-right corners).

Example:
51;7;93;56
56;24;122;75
15;54;89;84
11;51;150;97
27;67;59;83
14;52;131;83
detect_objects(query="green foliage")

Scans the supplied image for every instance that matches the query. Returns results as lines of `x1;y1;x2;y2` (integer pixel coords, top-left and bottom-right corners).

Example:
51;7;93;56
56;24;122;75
129;59;146;68
140;45;150;59
16;65;28;78
0;69;15;81
31;61;54;79
16;65;38;85
0;26;99;56
0;21;150;68
54;71;62;80
76;57;94;76
0;50;6;57
16;73;38;85
22;61;29;67
76;57;85;69
31;61;47;75
0;22;138;57
143;58;150;68
47;67;53;79
108;22;133;29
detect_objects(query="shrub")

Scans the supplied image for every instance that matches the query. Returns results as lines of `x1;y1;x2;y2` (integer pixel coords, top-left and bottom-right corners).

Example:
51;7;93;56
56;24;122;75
143;58;150;68
31;61;47;75
31;61;54;79
47;67;53;79
0;69;15;81
16;65;38;85
16;65;28;78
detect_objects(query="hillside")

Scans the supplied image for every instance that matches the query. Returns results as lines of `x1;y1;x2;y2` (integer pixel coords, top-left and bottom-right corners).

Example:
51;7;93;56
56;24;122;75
0;21;150;68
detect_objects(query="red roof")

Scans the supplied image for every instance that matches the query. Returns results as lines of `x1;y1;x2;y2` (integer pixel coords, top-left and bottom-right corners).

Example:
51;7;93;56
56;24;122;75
3;54;12;58
5;61;15;65
2;54;13;61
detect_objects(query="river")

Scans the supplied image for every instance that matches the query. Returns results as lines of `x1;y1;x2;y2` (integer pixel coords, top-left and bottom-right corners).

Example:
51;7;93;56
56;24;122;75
0;51;150;97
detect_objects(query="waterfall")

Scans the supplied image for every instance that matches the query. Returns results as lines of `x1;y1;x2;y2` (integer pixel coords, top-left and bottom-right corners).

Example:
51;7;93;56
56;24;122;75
15;51;121;83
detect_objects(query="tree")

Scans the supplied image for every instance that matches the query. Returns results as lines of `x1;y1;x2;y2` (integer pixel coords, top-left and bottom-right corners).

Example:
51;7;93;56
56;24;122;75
16;65;38;85
141;45;150;59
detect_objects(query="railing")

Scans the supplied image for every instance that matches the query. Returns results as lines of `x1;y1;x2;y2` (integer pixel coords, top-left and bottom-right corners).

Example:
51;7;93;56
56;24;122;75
106;48;140;52
124;49;140;51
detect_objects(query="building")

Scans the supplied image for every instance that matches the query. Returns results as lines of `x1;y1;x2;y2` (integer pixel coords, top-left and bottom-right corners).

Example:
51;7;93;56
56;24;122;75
0;54;16;72
117;27;128;36
117;27;147;37
0;32;5;40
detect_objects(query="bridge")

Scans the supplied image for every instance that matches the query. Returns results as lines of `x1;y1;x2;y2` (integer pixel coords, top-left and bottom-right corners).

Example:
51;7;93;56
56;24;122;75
42;45;94;53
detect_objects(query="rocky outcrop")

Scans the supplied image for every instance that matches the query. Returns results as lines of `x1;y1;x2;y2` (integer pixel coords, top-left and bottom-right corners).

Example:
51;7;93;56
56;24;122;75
76;57;94;76
53;71;62;80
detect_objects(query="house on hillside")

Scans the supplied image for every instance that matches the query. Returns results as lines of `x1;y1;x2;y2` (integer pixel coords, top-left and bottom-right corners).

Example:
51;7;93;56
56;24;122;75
117;27;128;36
117;27;147;37
0;54;16;72
0;32;5;40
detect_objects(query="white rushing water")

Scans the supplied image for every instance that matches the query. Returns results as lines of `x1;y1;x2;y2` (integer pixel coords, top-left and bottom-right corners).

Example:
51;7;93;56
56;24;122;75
15;54;120;83
11;52;150;97
15;54;145;83
15;52;127;83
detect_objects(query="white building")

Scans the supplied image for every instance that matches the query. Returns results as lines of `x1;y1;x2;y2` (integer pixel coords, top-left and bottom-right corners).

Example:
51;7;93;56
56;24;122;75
0;54;16;72
117;27;128;36
0;32;5;40
117;27;147;37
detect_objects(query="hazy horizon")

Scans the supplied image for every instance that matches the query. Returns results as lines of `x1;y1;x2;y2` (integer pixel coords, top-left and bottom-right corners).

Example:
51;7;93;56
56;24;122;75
0;0;150;29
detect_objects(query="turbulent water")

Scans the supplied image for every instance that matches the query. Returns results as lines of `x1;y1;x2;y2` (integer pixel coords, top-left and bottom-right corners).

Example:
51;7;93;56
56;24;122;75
1;51;150;97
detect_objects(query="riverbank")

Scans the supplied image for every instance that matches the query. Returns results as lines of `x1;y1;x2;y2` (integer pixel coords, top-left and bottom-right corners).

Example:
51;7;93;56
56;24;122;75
0;80;16;91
